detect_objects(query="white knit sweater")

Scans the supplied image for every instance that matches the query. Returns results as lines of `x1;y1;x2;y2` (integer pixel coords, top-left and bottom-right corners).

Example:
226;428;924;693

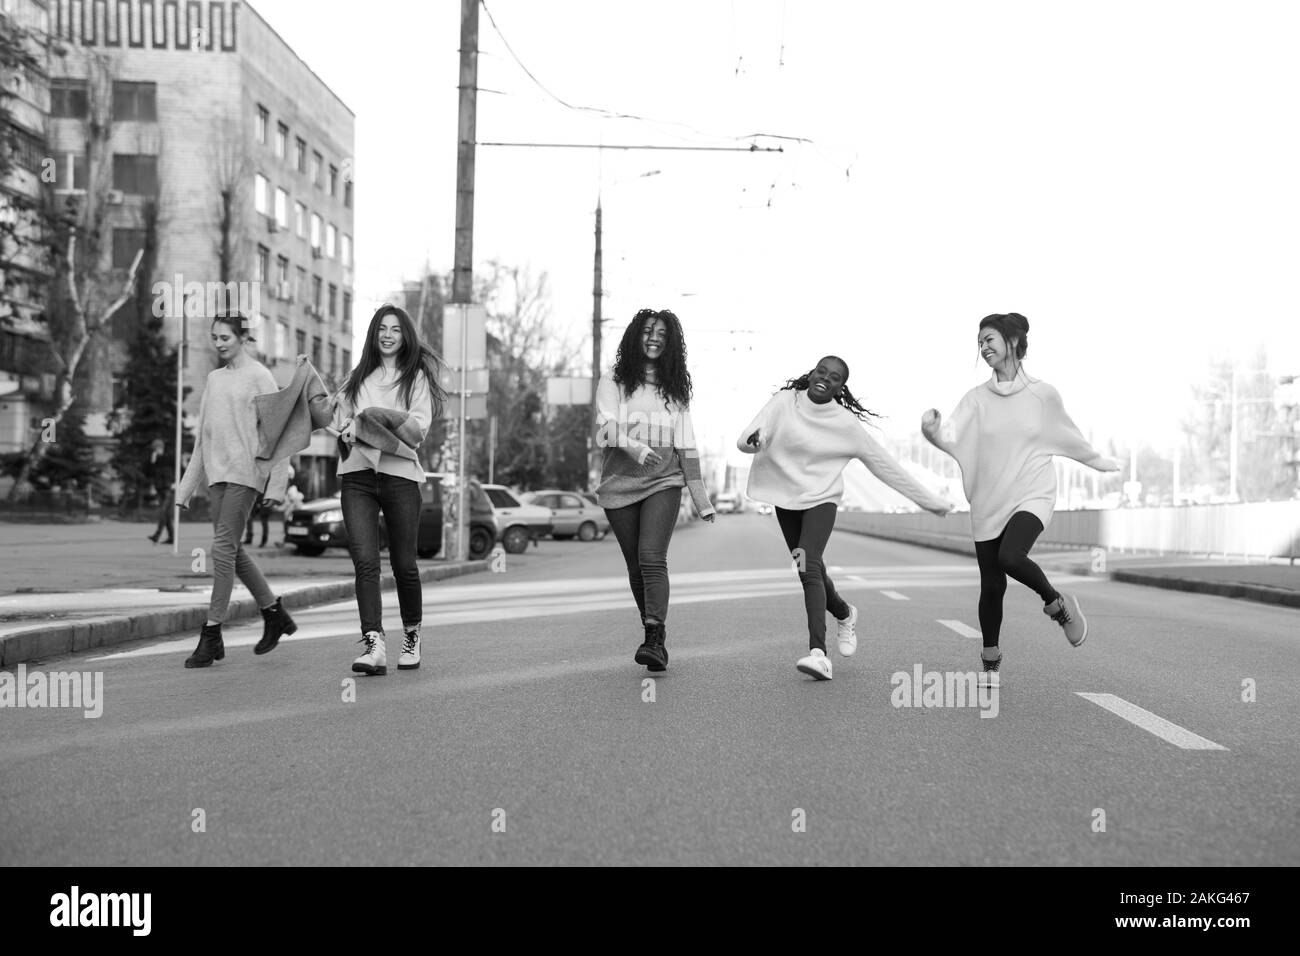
737;389;949;512
936;369;1119;541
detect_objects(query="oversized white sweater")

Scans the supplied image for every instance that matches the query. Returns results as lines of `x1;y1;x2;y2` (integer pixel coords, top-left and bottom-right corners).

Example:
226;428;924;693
936;369;1118;541
737;388;949;512
331;368;434;485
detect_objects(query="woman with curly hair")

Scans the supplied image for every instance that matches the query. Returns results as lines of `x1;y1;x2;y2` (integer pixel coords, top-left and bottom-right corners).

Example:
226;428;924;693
740;355;951;681
922;313;1120;680
595;308;714;672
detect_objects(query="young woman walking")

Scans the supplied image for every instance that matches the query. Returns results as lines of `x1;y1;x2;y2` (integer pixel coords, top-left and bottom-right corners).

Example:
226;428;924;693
333;305;445;676
922;313;1121;678
739;356;951;680
177;313;296;668
596;308;714;672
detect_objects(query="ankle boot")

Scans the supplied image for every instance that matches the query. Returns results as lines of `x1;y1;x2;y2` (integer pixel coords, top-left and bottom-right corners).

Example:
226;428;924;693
634;622;668;672
185;623;225;668
254;597;297;655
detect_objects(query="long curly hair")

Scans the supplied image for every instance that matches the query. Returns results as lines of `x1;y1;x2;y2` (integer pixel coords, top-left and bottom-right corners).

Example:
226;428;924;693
780;355;882;423
611;308;693;408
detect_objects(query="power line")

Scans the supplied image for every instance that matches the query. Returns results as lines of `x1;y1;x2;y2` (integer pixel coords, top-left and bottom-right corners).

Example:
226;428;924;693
478;141;784;152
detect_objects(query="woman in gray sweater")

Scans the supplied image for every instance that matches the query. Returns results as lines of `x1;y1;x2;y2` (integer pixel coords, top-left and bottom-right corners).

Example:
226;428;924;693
177;314;296;668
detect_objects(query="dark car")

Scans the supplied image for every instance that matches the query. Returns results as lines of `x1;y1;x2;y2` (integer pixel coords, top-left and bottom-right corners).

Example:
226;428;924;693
286;473;498;560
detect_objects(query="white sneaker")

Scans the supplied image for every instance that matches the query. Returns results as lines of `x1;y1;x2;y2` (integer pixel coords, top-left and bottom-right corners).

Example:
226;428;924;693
796;648;833;681
352;631;387;676
1044;593;1088;647
398;627;421;670
836;604;859;656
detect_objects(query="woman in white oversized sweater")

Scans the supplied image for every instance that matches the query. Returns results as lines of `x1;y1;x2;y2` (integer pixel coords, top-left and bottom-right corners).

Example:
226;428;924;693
739;356;951;681
922;313;1121;678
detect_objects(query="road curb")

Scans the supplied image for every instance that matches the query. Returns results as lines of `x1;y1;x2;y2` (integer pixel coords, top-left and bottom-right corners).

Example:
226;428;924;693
836;526;978;557
0;560;488;667
1109;570;1300;609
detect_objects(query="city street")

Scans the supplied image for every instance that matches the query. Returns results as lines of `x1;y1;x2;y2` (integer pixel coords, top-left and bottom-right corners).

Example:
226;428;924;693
1;514;1296;867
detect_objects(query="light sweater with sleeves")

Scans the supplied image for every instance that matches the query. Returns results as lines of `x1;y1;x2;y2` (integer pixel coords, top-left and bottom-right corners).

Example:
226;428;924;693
332;367;434;485
737;388;949;512
594;369;713;515
938;369;1118;541
178;360;288;505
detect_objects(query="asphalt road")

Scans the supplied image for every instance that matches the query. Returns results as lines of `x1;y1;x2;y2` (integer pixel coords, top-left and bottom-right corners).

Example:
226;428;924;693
1;513;1297;866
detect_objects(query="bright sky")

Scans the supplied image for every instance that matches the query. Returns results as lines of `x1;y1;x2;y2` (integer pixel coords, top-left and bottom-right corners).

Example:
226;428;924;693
253;0;1300;459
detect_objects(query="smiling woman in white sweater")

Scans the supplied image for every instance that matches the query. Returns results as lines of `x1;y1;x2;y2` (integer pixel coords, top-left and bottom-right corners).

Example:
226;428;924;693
739;356;951;681
923;313;1121;679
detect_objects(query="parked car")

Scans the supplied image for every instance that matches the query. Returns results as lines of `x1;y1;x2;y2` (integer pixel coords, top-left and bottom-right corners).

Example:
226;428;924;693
523;489;610;541
481;484;554;554
715;491;742;514
285;473;498;560
755;502;774;515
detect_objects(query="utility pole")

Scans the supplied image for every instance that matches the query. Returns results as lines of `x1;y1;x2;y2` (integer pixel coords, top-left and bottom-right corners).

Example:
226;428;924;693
589;198;602;490
450;0;478;559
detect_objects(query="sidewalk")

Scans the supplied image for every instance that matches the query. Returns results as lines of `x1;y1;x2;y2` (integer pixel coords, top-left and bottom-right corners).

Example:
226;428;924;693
0;518;487;666
839;524;1300;610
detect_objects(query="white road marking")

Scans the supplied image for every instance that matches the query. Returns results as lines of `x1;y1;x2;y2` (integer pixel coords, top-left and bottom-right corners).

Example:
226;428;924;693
1076;693;1228;750
937;619;981;639
881;590;910;601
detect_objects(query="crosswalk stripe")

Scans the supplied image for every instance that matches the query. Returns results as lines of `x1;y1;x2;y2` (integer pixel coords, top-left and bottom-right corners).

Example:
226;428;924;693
937;619;981;639
1076;693;1228;750
881;590;909;601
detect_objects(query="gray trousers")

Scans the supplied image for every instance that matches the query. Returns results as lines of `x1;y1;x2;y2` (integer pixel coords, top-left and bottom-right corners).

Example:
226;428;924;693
208;482;275;622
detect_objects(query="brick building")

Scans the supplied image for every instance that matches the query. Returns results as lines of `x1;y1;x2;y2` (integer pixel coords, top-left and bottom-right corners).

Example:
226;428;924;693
6;0;354;491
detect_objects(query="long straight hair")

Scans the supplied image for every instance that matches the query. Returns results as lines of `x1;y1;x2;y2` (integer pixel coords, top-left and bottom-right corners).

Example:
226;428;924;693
342;305;448;416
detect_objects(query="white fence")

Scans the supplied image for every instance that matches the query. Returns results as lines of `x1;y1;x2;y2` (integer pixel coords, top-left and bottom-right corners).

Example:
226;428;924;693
838;501;1300;561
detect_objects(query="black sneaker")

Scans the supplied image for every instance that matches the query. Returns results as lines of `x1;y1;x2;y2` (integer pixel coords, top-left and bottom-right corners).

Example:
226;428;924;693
980;647;1001;687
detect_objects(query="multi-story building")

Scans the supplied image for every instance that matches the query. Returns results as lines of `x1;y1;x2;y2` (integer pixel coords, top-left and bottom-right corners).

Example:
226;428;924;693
0;0;55;455
20;0;354;488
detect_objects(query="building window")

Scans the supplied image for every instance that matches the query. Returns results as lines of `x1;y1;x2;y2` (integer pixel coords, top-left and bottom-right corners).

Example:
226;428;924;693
312;335;322;367
50;78;89;118
274;187;288;229
295;137;307;173
112;154;159;196
311;275;322;310
296;266;307;302
342;349;351;373
53;152;88;190
340;234;352;268
253;173;269;215
276;255;289;286
328;283;337;318
277;320;289;359
342;292;352;333
111;228;146;269
329;343;337;376
328;164;338;197
255;245;269;283
344;179;353;209
7;124;44;173
309;212;321;249
295;328;306;357
311;150;322;187
255;105;268;144
294;201;306;238
275;122;287;160
325;223;336;258
112;81;156;121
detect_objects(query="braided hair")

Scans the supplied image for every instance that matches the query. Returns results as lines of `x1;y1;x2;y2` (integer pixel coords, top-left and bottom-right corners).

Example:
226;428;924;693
779;355;882;423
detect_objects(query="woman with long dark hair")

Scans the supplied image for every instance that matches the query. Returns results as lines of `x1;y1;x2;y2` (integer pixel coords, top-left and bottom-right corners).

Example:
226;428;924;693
333;305;446;676
922;313;1120;679
176;313;296;668
740;356;951;680
596;308;714;672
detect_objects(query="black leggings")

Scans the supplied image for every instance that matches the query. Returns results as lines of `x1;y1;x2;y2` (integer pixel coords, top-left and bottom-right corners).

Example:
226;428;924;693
974;512;1060;649
775;503;851;653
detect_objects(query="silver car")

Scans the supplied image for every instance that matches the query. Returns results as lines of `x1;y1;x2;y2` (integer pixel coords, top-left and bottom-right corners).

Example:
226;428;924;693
523;489;610;541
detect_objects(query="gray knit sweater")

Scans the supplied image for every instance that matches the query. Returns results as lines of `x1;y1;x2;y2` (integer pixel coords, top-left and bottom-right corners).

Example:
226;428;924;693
593;371;713;515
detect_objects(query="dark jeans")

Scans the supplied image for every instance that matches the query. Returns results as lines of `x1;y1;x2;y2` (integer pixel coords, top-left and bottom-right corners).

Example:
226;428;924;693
208;482;275;622
152;499;174;541
776;503;851;653
604;488;680;626
341;471;423;635
244;494;270;546
974;511;1060;648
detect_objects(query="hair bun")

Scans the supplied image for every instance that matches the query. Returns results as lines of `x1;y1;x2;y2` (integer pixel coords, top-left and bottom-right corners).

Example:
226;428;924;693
1007;312;1029;334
